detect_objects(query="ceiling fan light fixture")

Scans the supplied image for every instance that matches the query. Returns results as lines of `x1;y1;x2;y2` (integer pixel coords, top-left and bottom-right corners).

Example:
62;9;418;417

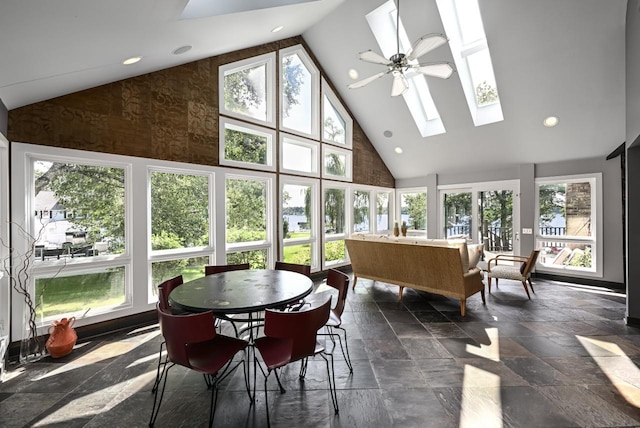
391;72;409;97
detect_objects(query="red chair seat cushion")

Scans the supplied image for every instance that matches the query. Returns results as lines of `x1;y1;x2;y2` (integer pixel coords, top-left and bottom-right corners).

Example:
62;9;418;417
254;337;293;370
187;335;247;374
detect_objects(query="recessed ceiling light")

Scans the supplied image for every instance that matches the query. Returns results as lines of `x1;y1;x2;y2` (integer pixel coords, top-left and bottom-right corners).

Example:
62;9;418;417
122;56;142;65
543;116;559;127
395;147;403;154
271;25;284;33
172;45;192;55
348;69;359;80
383;130;393;138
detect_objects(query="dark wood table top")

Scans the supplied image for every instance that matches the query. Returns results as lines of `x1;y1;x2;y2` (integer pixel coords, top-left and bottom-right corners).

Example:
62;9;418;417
168;269;313;315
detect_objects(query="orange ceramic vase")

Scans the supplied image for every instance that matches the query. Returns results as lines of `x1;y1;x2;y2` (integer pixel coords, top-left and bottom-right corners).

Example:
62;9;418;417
45;317;77;358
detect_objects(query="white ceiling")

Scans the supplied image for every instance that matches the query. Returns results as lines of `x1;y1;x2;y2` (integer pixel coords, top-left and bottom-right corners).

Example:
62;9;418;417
0;0;628;180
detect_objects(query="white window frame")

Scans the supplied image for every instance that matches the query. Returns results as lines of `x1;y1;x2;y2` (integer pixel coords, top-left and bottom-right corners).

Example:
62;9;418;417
279;176;320;272
321;78;353;149
10;143;135;338
396;187;428;237
148;166;215;256
0;135;9;369
222;169;275;265
438;180;520;247
535;173;602;277
219;52;276;128
352;188;372;234
374;188;395;234
322;144;353;182
279;45;320;140
279;133;320;177
322;181;351;269
219;117;276;172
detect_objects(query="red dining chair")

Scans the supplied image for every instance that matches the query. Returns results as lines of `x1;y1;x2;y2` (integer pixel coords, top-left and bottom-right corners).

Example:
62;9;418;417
274;261;311;311
157;275;183;313
319;269;353;373
204;263;250;276
274;261;311;277
204;263;250;336
149;303;250;428
253;296;338;426
153;275;184;393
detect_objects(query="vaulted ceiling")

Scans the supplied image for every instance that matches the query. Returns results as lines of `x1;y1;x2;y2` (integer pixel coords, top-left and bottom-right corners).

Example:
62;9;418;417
0;0;628;179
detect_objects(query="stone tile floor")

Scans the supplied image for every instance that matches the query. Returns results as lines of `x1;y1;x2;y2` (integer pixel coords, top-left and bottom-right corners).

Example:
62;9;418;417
1;275;640;427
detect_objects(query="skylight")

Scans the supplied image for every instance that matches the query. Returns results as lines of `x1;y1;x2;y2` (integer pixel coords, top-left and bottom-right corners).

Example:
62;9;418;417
436;0;503;126
366;1;446;138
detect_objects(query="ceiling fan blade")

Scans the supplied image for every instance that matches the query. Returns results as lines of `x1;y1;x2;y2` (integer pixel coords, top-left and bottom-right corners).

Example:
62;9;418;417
414;62;455;79
358;50;392;66
407;34;449;61
347;71;387;89
390;72;409;97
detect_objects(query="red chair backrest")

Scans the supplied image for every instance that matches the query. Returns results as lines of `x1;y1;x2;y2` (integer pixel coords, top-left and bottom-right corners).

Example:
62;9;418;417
204;263;250;276
326;269;349;317
274;261;311;277
263;296;331;362
156;303;217;368
157;275;184;312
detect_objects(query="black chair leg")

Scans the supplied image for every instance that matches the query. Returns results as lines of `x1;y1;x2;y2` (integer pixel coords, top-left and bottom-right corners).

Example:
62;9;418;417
152;342;166;394
321;353;339;415
149;363;173;427
332;326;353;373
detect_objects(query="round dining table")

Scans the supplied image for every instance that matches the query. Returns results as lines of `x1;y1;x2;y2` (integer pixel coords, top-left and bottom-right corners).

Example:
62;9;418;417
168;269;314;317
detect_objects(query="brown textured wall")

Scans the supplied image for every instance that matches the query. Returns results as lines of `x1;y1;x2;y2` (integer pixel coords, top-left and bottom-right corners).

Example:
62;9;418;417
8;36;394;188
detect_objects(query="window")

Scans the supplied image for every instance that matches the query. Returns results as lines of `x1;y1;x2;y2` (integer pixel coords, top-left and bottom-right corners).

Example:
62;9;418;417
375;191;392;233
150;170;210;252
323;183;349;268
280;133;320;177
219;117;276;171
353;190;371;233
322;145;352;182
322;79;353;148
225;173;274;269
436;0;504;126
535;174;602;275
36;267;126;319
219;52;276;127
151;256;209;290
366;0;446;137
397;188;427;234
281;177;319;271
22;153;130;323
32;160;126;261
280;45;319;139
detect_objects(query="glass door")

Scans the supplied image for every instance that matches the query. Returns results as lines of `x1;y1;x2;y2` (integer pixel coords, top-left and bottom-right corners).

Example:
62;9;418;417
0;135;8;378
439;180;520;256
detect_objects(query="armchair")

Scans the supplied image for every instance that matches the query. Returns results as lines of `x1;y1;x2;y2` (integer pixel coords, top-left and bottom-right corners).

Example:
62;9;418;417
486;250;540;299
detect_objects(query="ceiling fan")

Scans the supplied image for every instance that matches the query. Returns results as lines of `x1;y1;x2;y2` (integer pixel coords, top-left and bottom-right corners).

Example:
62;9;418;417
347;0;455;97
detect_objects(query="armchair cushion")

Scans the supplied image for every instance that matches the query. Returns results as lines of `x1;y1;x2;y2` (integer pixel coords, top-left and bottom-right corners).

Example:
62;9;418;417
468;244;483;269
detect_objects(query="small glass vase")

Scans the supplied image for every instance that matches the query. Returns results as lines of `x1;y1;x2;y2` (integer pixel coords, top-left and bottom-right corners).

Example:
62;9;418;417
19;303;46;364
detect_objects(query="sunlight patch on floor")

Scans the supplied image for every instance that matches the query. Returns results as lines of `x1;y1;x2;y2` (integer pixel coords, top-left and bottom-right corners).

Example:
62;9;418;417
126;350;161;369
31;372;154;426
466;327;500;362
460;365;503;427
578;335;640;406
